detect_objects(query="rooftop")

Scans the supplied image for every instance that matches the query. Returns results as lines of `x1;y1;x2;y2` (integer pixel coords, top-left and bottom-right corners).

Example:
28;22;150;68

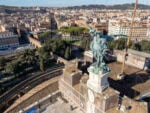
80;61;150;99
42;97;83;113
108;62;150;99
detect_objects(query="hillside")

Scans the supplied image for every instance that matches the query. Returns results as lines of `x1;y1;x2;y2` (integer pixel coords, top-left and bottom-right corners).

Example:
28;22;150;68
0;3;150;11
66;3;150;10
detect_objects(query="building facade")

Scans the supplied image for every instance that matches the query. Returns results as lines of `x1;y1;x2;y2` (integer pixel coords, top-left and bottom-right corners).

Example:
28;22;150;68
94;22;108;34
108;20;149;41
0;31;19;50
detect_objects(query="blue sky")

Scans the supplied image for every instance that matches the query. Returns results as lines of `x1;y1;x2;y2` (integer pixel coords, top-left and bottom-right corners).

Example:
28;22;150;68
0;0;149;7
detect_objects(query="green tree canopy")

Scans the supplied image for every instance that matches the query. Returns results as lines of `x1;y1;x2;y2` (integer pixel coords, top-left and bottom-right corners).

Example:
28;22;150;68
38;46;49;60
81;37;91;50
140;40;150;53
5;61;20;75
130;40;150;53
44;38;67;57
40;31;52;38
38;46;50;71
108;38;150;54
17;49;36;65
64;46;71;60
39;58;44;72
39;30;57;39
130;42;141;51
41;38;73;61
108;38;128;50
60;26;88;36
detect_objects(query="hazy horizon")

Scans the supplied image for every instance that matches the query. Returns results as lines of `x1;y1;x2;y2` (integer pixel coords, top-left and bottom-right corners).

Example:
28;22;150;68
0;0;149;7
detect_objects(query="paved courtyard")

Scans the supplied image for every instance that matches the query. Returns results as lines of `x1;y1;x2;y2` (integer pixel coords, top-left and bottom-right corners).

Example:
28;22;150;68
42;98;83;113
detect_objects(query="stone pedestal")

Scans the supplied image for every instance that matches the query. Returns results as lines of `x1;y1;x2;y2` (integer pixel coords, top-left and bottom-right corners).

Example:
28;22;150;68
87;88;96;113
87;66;109;94
86;66;112;113
87;101;95;113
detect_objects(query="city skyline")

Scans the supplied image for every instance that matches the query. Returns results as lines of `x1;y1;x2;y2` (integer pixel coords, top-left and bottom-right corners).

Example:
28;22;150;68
0;0;149;7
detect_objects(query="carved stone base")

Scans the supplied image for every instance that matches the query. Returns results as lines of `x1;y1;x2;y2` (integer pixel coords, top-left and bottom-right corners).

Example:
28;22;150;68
87;66;109;94
87;88;95;113
86;66;119;113
87;101;95;113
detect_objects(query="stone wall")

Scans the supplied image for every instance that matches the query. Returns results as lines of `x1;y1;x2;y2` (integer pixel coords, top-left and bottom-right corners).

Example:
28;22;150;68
6;78;59;113
60;80;79;101
84;51;94;63
114;49;150;70
59;65;87;113
29;36;42;48
84;50;150;70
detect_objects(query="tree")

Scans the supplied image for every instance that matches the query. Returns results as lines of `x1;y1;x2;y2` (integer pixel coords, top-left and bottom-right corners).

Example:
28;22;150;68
140;40;150;53
39;31;57;39
39;58;44;72
60;26;88;36
85;38;91;50
130;42;141;51
108;38;128;50
116;38;127;50
44;38;66;57
81;37;91;50
107;41;114;49
81;39;87;50
5;61;20;75
129;40;150;53
17;49;36;65
0;57;6;68
38;47;49;71
38;47;49;60
65;46;71;60
108;38;150;53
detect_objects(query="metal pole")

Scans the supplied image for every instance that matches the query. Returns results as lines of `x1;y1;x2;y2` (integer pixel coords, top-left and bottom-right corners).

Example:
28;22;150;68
120;0;138;76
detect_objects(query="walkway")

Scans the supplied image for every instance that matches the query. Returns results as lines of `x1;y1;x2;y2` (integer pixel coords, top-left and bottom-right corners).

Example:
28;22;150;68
42;98;83;113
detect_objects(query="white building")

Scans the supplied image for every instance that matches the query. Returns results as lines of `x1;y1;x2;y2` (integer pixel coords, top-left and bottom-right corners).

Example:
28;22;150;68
108;20;149;41
0;31;19;50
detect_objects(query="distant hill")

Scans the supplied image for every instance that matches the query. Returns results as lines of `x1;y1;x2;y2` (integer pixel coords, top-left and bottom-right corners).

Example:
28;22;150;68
0;3;150;11
0;5;46;14
0;5;19;13
66;4;150;10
